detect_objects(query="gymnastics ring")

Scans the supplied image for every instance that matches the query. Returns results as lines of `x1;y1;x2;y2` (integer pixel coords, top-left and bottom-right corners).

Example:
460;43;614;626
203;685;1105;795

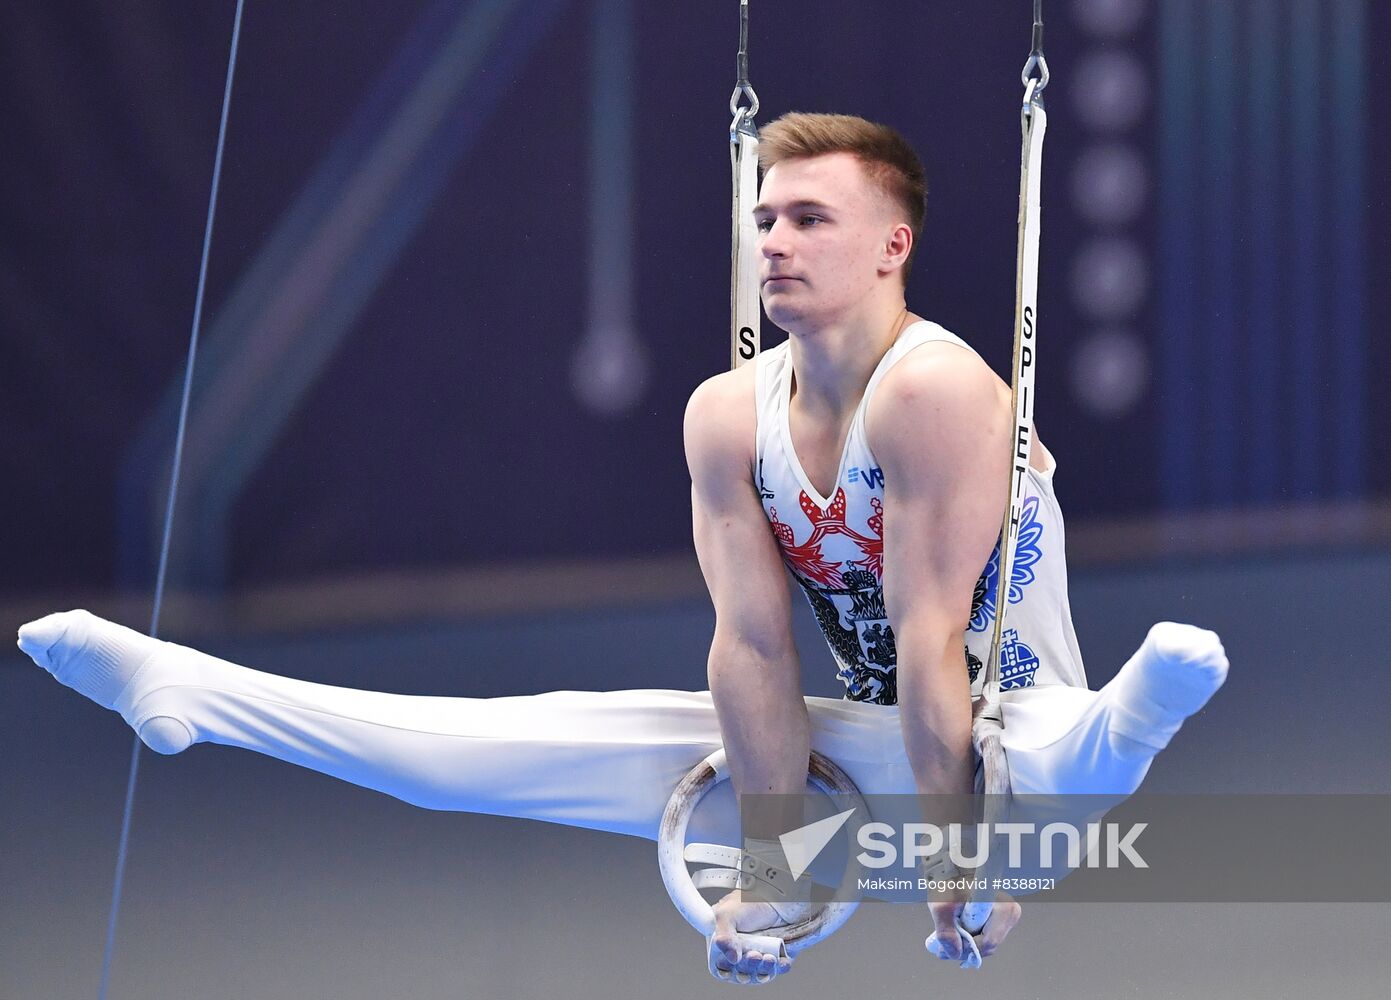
657;748;865;982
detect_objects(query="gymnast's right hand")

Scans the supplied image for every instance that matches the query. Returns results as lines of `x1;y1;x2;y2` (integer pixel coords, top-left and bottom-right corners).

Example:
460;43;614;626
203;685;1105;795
709;888;799;982
928;889;1023;967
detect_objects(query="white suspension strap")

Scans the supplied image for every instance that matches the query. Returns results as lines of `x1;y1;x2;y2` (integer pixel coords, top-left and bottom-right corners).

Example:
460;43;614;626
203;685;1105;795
979;0;1049;742
729;0;760;369
932;1;1052;961
981;0;1050;731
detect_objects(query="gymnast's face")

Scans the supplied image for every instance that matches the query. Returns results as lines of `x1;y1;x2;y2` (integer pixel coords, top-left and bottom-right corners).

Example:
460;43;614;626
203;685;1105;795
753;152;910;331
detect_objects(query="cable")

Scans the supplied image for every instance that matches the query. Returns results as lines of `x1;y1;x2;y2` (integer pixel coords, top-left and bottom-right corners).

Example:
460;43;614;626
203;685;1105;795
97;3;246;996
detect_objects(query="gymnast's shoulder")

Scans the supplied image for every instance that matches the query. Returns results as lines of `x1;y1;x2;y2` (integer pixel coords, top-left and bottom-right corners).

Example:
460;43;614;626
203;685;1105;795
866;338;1012;454
872;338;1009;418
682;362;757;472
868;336;1053;470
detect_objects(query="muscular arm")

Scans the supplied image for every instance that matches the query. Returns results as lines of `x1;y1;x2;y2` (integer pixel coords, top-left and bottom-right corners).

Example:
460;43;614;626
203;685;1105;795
684;372;810;806
867;345;1013;798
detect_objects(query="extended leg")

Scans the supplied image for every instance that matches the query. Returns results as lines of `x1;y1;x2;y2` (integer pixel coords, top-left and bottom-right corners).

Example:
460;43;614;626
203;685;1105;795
16;610;911;843
999;621;1229;795
18;610;735;839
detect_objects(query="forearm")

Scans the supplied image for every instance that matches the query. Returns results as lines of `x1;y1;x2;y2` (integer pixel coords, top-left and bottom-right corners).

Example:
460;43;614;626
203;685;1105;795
707;633;810;803
895;625;975;798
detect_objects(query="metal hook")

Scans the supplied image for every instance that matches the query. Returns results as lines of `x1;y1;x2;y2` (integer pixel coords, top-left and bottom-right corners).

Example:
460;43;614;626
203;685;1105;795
729;83;760;119
1022;76;1043;125
1022;51;1050;94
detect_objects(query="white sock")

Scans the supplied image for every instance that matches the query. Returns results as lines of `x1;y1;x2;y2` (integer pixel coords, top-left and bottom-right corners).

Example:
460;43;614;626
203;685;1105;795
17;609;194;754
1106;621;1229;753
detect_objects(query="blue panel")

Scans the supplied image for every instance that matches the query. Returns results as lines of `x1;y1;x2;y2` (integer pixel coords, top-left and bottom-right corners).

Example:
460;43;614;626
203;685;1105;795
1159;0;1200;511
1246;0;1281;505
1288;0;1322;500
1332;0;1367;496
1202;1;1239;506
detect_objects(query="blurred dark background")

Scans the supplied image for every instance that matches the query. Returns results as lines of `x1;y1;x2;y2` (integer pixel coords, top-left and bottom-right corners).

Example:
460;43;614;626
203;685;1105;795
5;0;1386;617
2;1;1389;997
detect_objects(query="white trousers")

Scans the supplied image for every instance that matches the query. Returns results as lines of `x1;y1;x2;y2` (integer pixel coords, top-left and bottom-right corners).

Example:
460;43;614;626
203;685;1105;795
126;640;1179;845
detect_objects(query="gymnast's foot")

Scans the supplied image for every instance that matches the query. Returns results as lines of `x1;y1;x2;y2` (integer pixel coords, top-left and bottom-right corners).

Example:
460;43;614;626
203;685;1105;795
17;609;195;754
1109;621;1229;751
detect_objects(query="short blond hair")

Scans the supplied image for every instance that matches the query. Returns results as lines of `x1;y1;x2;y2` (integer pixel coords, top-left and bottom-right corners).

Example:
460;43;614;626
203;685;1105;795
758;112;927;284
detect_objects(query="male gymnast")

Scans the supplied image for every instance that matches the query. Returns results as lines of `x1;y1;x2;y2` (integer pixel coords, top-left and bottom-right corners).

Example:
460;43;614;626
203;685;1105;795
684;112;1228;980
17;113;1228;986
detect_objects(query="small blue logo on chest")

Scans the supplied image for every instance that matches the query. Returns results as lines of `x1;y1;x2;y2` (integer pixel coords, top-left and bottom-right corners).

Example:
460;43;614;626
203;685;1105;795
846;466;885;488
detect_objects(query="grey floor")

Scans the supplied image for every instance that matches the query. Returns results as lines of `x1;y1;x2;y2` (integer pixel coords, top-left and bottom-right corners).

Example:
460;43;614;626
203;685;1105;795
2;548;1389;998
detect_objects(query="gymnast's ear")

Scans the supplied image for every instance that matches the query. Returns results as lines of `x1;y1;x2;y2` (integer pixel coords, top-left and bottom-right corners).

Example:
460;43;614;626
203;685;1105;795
879;220;913;281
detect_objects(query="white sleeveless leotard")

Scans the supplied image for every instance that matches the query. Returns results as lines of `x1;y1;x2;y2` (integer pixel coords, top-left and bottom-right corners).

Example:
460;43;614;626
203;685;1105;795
754;320;1088;705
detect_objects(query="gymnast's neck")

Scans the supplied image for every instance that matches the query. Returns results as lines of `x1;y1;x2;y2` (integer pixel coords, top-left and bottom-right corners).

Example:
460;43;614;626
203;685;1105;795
781;298;919;419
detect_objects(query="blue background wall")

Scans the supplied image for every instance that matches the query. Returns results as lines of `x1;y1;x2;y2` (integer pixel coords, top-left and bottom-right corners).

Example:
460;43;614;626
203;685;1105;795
3;1;1389;996
3;0;1385;600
